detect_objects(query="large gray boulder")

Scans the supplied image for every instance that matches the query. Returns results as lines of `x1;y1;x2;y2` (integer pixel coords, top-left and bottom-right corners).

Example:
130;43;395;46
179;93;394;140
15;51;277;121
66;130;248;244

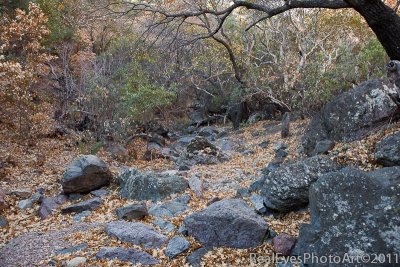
105;221;168;249
295;167;400;266
184;199;267;248
119;168;188;201
62;155;112;194
96;247;159;265
375;131;400;166
301;80;400;156
261;156;341;212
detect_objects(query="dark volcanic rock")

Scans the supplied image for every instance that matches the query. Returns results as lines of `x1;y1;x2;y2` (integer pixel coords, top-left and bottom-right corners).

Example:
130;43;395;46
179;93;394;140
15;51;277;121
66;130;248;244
61;197;102;214
0;215;7;228
153;218;175;233
249;194;266;214
90;189;109;198
96;247;159;265
119;168;188;201
176;136;229;168
189;175;203;198
165;236;190;258
295;167;400;266
375;131;400;166
273;233;297;256
186;136;218;154
55;243;88;255
61;155;112;194
312;140;335;156
38;195;68;219
184;199;268;248
260;156;341;212
149;198;189;218
301;80;400;156
105;221;168;249
187;248;209;267
115;203;148;221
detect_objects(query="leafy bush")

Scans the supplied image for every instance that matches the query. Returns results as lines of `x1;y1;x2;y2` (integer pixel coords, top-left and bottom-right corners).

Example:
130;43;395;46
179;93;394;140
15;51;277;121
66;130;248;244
0;3;54;133
36;0;75;44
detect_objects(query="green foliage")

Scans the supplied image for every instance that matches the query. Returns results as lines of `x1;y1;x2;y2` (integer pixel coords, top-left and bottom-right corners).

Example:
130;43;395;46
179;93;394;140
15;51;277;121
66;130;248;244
36;0;74;44
0;0;30;12
356;38;387;79
120;62;176;123
78;141;103;155
90;141;103;154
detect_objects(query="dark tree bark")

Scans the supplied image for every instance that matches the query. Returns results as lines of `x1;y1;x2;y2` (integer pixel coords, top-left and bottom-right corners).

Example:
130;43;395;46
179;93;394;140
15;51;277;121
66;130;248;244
347;0;400;60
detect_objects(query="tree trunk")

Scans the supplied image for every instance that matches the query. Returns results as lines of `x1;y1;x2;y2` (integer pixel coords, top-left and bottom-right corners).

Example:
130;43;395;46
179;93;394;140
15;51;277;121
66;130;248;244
347;0;400;60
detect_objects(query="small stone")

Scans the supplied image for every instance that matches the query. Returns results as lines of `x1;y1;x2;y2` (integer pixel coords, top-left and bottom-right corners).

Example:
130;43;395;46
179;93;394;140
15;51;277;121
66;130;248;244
153;218;175;233
30;192;44;204
10;188;31;199
189;175;203;198
178;224;188;236
273;142;288;151
312;140;335;156
0;215;8;228
72;210;91;222
90;188;109;198
68;194;84;201
165;236;190;258
241;150;255;155
187;247;208;267
249;194;267;214
258;141;270;149
96;247;159;265
116;203;148;220
235;187;250;198
55;243;88;255
66;257;86;267
38;195;67;219
273;233;297;256
149;198;189;218
18;199;33;210
105;221;168;249
275;149;288;159
62;197;102;214
264;229;277;244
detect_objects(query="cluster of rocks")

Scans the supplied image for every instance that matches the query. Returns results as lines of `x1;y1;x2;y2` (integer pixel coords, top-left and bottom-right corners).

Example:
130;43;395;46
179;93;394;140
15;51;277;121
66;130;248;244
174;136;229;170
2;78;400;266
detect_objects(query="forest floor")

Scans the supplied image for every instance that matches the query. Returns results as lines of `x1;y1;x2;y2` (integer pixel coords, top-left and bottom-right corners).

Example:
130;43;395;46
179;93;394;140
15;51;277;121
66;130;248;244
0;106;398;267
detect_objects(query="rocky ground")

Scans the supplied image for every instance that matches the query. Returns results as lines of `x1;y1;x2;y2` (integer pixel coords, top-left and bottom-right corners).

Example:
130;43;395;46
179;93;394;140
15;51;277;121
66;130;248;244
0;117;312;267
1;80;400;267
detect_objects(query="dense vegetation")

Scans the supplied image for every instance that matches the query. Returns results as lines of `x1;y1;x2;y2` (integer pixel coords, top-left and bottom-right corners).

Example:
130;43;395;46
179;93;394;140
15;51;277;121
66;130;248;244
1;0;397;141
